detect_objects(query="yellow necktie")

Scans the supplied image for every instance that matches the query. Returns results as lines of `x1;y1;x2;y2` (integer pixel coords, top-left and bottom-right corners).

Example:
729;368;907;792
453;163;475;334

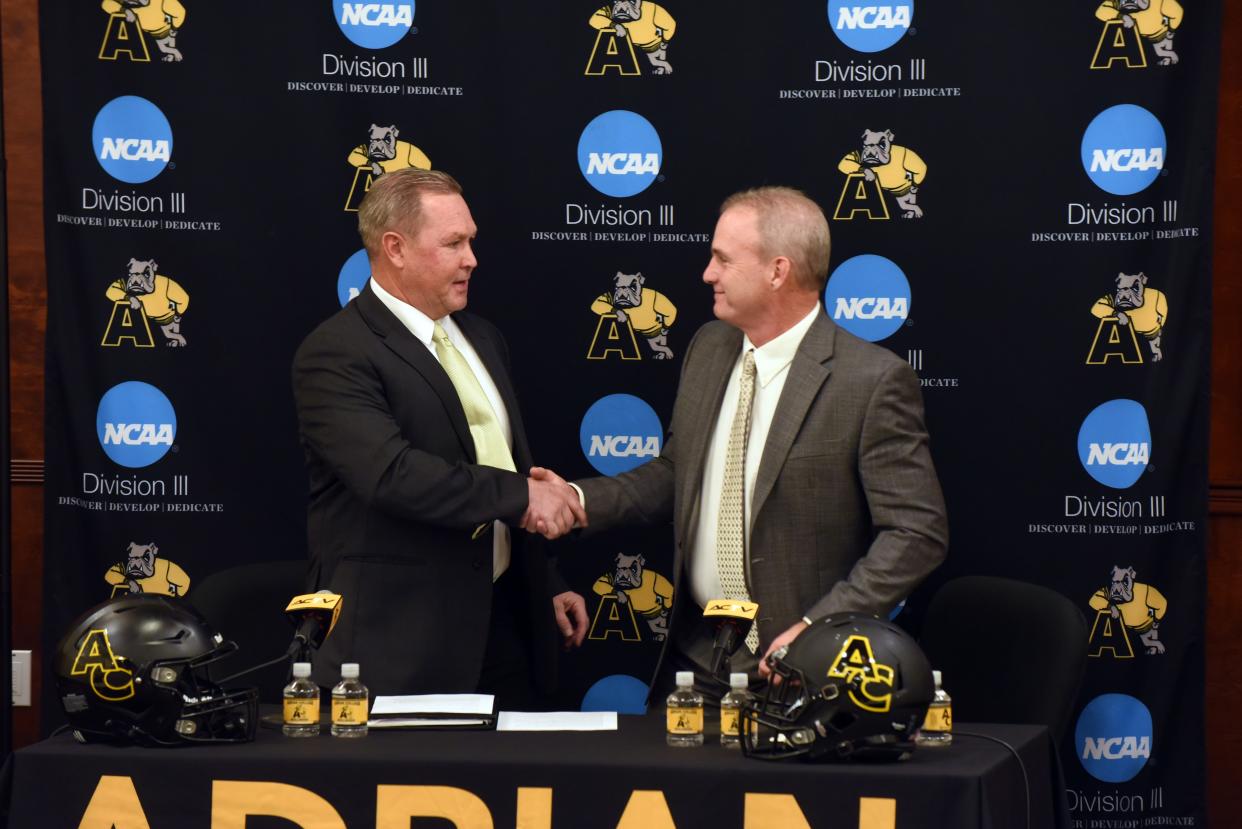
432;323;515;472
717;350;759;654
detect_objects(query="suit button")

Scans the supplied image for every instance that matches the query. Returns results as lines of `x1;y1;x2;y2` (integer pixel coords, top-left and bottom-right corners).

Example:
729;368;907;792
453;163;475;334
472;561;483;570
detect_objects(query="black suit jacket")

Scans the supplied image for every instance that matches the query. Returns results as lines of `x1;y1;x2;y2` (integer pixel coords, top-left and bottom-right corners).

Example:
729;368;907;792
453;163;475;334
292;285;563;695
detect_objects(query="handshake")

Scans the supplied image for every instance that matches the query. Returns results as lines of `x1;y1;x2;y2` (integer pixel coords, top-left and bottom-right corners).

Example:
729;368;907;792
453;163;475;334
521;467;586;540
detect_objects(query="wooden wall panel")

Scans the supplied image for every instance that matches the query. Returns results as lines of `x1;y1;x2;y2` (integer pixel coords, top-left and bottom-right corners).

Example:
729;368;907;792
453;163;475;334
3;0;1241;822
3;0;46;751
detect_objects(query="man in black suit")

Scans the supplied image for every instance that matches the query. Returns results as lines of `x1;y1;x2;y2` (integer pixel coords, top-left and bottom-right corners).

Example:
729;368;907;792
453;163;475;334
292;169;587;703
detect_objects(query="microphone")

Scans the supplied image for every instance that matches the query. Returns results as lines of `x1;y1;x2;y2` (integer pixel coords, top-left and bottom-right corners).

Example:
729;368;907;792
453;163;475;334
703;599;759;681
284;590;344;659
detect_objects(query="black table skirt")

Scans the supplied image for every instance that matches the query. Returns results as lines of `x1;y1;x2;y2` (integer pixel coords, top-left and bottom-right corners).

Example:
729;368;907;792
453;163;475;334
1;714;1069;829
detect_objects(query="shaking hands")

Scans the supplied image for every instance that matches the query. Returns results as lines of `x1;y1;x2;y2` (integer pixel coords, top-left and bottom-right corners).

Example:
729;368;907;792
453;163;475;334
522;466;587;540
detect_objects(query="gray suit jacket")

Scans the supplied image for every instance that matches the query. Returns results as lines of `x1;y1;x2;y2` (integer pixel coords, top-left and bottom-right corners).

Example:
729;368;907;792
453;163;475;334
576;312;948;656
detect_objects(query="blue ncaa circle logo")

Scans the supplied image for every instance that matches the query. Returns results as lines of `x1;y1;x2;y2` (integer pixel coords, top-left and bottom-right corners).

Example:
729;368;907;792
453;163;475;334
1081;104;1166;196
337;249;371;307
1077;399;1151;489
96;381;177;468
824;254;911;342
579;394;663;476
577;111;663;198
92;96;173;184
828;0;912;53
333;0;415;49
1075;694;1153;783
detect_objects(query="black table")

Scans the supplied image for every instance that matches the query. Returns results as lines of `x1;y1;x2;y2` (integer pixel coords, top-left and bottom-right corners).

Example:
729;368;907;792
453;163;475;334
1;715;1068;828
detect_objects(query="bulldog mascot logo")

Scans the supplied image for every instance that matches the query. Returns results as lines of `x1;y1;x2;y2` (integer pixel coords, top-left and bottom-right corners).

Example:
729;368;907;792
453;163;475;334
99;0;186;63
1087;272;1168;364
104;542;192;597
588;272;678;360
1087;565;1169;657
586;1;677;76
835;129;928;220
102;258;190;348
344;124;432;211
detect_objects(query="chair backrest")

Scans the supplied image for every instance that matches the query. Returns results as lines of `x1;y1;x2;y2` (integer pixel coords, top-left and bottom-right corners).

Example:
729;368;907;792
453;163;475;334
918;575;1088;742
188;560;309;703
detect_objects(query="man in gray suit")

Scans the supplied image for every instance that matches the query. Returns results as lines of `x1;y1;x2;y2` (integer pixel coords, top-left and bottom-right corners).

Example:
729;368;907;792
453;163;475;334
535;186;947;691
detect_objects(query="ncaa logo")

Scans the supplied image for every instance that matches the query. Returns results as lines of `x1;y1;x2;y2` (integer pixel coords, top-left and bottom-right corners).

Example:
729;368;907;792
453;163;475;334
337;249;371;306
1081;104;1166;196
96;381;177;468
577;111;662;198
580;393;663;475
824;254;910;342
1075;694;1153;783
828;1;912;53
1077;399;1151;489
333;0;415;50
92;96;172;184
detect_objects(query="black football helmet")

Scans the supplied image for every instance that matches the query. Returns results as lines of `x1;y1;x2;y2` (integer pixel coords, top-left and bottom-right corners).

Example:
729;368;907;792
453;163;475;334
54;595;258;746
741;613;934;762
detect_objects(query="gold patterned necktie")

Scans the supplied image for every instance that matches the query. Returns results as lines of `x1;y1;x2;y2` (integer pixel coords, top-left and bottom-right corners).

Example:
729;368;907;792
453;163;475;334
432;322;516;473
717;349;759;654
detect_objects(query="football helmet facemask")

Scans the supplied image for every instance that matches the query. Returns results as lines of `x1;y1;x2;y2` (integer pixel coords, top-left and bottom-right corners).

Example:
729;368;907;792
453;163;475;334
54;595;258;746
741;613;934;762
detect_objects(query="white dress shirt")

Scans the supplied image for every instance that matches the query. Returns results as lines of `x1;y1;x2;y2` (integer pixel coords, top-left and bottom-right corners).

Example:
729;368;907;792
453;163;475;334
688;304;823;611
369;278;513;580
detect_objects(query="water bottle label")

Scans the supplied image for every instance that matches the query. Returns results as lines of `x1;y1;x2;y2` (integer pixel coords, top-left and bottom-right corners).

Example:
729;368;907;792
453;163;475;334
922;704;952;733
720;708;741;736
284;698;318;725
333;698;368;725
667;706;703;734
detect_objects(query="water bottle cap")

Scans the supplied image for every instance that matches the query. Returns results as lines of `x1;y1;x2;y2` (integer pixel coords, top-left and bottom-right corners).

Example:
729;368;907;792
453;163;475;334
729;672;748;690
341;663;360;678
932;669;942;687
292;662;311;678
675;671;694;687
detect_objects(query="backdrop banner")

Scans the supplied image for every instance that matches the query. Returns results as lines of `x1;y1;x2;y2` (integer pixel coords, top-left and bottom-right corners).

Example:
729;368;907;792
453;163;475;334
40;2;1218;825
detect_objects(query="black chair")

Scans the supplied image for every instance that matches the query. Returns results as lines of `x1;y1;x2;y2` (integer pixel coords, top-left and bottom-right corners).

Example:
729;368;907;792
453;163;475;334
189;560;309;703
918;575;1088;742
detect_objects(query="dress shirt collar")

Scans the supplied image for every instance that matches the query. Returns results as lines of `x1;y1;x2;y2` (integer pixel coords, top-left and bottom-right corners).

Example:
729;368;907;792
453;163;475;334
369;277;448;346
742;303;823;388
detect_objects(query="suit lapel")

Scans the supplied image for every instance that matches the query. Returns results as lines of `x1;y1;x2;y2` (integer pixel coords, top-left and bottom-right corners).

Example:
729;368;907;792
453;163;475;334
354;286;477;462
676;326;741;546
751;313;836;521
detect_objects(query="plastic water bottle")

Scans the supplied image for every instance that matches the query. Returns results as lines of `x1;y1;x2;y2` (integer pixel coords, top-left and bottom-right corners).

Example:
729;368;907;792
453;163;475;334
719;672;754;748
282;662;320;737
917;669;953;746
666;671;704;747
331;663;369;738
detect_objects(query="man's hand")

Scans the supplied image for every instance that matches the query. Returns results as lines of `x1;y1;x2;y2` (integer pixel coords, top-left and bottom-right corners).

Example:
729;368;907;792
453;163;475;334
552;591;588;649
523;468;587;540
758;619;809;679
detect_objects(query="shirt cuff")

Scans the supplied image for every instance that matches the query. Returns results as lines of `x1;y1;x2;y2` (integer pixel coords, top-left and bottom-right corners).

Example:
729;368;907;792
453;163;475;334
568;482;586;524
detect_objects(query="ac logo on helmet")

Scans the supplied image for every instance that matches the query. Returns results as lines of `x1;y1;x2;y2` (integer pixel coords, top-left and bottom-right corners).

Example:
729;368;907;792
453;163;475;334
70;629;136;702
827;634;895;713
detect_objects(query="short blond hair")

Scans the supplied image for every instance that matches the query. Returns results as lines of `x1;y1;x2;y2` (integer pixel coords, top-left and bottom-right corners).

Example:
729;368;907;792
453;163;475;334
357;169;462;256
720;186;831;292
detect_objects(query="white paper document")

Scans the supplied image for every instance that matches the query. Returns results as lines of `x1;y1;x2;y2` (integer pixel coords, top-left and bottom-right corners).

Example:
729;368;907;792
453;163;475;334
495;711;618;732
368;717;492;729
370;694;495;716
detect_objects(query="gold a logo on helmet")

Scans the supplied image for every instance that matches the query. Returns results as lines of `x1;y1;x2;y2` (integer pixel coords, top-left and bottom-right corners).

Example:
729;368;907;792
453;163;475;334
70;629;136;702
827;634;895;713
